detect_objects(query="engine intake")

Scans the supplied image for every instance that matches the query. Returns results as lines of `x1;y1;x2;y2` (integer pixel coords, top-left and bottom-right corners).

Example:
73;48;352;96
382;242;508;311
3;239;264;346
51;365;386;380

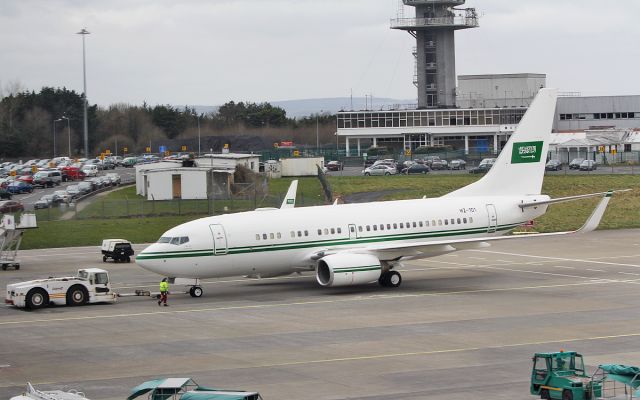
316;253;382;287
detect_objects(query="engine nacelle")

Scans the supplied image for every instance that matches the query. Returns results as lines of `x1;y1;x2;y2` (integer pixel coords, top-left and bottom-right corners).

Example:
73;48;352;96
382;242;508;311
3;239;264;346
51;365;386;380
316;253;382;287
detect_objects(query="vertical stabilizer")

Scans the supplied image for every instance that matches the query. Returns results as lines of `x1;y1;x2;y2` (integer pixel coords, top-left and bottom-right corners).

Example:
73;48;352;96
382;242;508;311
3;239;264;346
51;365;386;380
280;180;298;208
446;88;558;197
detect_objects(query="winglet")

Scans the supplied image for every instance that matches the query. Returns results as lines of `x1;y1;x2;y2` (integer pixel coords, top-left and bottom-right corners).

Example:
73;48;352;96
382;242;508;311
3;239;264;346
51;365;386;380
576;190;613;234
280;180;298;209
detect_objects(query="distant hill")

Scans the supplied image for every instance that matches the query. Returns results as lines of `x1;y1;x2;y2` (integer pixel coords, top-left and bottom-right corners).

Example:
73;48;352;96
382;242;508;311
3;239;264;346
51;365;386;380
190;97;416;119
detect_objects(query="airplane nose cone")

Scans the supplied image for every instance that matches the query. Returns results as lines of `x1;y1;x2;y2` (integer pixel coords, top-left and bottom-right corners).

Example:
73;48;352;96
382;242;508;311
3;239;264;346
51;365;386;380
135;244;160;273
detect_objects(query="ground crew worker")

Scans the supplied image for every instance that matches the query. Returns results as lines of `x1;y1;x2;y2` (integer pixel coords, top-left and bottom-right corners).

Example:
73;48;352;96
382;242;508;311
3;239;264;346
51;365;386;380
158;278;169;306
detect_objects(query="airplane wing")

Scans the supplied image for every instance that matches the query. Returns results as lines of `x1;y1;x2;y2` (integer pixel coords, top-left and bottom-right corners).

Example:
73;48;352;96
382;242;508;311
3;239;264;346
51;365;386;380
311;190;617;262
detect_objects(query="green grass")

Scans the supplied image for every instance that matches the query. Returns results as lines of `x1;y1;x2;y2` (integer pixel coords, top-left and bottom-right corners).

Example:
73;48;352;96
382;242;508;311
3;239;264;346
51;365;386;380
19;174;640;249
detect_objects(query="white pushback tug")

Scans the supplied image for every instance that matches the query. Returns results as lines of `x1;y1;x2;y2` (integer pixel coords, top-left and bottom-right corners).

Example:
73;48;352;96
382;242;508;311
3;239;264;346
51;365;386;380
5;268;116;309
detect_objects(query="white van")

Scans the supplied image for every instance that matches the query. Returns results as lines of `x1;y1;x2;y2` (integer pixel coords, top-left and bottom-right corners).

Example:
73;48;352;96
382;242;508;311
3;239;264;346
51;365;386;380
81;164;98;177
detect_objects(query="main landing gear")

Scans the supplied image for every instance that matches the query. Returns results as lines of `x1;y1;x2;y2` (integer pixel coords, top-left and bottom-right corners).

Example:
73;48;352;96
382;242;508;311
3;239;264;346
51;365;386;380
189;286;203;298
378;270;402;288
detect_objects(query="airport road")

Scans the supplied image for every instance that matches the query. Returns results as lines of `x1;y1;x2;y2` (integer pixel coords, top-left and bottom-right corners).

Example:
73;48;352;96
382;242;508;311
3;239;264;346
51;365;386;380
1;230;640;399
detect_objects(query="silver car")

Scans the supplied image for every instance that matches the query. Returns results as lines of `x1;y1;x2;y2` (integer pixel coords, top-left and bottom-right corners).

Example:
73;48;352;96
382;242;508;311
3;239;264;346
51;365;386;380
362;165;397;176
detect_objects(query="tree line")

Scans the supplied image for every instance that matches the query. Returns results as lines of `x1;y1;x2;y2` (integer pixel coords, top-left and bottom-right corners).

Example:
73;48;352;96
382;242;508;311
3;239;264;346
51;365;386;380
0;85;337;158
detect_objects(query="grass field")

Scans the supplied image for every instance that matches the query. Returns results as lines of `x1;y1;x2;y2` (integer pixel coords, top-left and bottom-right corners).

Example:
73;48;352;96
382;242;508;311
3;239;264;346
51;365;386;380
20;174;640;249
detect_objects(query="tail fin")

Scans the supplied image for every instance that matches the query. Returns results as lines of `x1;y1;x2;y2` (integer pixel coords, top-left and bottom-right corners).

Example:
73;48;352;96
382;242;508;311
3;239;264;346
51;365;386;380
446;88;558;197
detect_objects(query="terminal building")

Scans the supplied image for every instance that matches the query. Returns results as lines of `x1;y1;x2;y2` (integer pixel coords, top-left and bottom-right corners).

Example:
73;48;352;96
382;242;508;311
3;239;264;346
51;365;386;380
337;0;640;157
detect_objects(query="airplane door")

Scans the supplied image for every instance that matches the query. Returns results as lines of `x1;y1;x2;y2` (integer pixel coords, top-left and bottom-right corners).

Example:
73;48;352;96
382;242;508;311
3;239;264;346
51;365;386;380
486;204;498;233
348;224;357;240
209;224;228;255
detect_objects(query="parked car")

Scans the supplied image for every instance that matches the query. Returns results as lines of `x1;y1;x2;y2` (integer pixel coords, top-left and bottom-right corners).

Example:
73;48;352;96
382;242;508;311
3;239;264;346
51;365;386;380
7;181;33;194
81;164;99;177
53;190;72;203
545;159;563;171
449;159;467;170
0;188;11;200
469;158;496;174
16;174;34;185
0;200;24;214
105;173;121;185
402;164;430;174
362;164;397;176
326;161;343;171
569;158;585;169
66;185;81;198
62;166;86;181
33;170;63;188
78;181;94;194
122;157;138;167
34;194;60;209
579;159;597;171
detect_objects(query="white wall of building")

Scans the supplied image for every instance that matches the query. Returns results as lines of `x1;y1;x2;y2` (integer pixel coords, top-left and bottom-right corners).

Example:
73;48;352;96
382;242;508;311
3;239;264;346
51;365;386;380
181;170;208;199
280;158;324;176
195;154;260;173
457;73;546;108
135;161;182;196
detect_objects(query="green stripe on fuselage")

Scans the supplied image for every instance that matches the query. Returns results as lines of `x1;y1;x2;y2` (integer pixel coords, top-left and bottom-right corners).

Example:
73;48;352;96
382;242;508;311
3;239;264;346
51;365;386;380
136;223;522;261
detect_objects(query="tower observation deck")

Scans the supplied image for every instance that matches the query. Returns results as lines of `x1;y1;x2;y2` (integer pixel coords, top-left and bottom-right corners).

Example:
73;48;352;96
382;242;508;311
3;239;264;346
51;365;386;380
391;0;478;109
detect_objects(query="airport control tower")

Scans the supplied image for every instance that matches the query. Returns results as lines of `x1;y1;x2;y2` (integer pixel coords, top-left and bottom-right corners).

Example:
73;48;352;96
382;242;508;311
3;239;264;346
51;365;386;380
391;0;478;109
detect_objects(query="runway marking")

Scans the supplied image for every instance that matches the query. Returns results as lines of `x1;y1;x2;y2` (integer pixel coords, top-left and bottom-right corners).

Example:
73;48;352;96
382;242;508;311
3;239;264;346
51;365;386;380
428;259;595;280
255;331;640;368
468;257;486;260
549;265;576;270
1;280;636;326
618;271;640;276
474;250;640;269
587;269;606;272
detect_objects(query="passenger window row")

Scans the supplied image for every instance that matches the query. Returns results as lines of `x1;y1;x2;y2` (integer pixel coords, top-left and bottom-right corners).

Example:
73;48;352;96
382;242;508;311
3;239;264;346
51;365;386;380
360;217;473;232
254;217;475;242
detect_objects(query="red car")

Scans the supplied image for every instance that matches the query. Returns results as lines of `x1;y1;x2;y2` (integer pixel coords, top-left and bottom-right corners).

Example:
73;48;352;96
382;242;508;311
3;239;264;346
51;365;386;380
0;200;24;214
62;166;87;181
17;175;34;185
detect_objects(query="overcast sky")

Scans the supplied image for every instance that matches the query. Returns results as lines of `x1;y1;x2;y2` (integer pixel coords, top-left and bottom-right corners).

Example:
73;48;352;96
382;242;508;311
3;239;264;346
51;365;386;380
2;0;639;107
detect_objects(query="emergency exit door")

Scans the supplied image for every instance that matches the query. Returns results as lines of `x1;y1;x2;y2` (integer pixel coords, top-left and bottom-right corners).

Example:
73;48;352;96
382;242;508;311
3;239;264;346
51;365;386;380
486;204;498;233
210;224;228;255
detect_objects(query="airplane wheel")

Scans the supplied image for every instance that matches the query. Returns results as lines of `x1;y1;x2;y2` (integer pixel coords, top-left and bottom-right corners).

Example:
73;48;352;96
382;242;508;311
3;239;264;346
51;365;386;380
190;286;203;298
387;271;402;287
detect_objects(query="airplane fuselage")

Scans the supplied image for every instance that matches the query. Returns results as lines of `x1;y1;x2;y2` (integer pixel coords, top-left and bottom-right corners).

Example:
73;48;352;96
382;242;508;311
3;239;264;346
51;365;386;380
136;195;549;279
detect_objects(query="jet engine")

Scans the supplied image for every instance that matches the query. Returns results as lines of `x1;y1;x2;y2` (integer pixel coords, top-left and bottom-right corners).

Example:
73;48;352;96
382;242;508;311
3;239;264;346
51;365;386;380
316;253;382;287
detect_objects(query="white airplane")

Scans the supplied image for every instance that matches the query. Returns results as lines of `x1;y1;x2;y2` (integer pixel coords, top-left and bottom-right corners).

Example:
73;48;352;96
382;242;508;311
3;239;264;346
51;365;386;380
136;89;625;297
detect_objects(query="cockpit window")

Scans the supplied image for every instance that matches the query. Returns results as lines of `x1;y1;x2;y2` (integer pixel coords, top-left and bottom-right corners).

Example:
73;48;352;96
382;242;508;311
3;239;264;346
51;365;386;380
179;237;189;244
157;237;171;243
170;237;181;245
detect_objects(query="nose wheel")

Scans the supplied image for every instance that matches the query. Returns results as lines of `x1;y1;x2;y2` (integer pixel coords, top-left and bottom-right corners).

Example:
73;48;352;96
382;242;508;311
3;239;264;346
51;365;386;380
189;286;203;298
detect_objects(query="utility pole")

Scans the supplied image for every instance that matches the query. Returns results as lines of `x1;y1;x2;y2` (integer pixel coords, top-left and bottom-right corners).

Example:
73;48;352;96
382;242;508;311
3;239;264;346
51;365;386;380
77;28;90;158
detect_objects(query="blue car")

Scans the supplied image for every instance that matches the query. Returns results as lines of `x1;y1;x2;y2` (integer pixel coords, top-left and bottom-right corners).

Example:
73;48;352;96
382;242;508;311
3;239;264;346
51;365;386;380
7;181;33;194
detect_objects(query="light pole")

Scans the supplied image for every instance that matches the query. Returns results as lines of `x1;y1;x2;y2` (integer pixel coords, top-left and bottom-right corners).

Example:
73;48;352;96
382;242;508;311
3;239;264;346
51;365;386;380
77;28;90;158
53;119;63;158
61;116;71;158
197;114;202;156
316;110;323;151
